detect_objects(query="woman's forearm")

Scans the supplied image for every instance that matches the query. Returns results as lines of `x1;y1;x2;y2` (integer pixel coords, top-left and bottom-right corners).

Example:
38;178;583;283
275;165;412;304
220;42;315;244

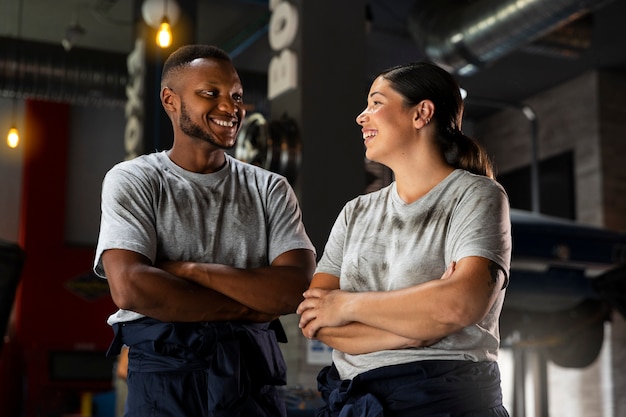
314;322;436;355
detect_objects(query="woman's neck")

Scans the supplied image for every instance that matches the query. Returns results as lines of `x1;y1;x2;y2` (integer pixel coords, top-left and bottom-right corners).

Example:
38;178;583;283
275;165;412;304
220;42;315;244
393;159;455;204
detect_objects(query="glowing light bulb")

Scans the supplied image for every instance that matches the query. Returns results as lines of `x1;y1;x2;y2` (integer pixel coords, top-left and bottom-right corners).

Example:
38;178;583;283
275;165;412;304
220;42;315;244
156;18;172;48
7;127;19;148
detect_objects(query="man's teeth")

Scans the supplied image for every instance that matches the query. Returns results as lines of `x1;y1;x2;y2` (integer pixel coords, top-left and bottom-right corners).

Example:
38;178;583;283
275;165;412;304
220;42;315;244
214;119;234;127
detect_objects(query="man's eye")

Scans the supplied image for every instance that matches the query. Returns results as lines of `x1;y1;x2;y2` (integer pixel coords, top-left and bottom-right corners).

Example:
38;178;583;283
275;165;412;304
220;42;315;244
233;94;243;102
201;90;216;97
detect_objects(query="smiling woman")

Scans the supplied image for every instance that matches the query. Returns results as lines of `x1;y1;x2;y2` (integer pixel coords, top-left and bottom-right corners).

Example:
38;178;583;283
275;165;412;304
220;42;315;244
297;61;512;417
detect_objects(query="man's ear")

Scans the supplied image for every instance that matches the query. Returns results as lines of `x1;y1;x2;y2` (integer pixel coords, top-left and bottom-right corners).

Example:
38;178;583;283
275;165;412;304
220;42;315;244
161;87;177;112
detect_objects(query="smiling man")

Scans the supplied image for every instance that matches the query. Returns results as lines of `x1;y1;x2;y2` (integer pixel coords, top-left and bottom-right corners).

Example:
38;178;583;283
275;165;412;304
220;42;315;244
94;45;316;417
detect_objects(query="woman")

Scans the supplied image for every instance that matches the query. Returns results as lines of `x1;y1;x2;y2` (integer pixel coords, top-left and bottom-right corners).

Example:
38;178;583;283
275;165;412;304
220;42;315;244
297;62;512;416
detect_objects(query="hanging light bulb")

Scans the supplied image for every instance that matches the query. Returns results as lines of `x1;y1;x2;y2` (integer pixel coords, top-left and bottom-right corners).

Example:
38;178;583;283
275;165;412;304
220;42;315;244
7;126;19;149
7;0;23;148
156;16;172;48
7;96;20;148
142;0;180;48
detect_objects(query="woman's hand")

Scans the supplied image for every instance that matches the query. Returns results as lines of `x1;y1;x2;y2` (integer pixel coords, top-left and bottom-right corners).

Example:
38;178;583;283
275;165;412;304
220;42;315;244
297;288;354;339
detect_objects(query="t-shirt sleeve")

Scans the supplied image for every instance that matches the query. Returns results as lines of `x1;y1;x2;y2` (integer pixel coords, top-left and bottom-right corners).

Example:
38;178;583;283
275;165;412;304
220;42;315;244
446;179;512;288
93;165;158;278
314;203;350;278
265;177;316;263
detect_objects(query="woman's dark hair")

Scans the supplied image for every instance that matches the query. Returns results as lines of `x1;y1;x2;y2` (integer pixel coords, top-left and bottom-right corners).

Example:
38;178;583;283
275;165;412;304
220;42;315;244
378;62;494;178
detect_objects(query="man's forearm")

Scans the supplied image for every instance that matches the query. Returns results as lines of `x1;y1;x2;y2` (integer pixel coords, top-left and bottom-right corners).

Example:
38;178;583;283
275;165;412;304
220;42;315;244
160;251;314;315
125;279;277;323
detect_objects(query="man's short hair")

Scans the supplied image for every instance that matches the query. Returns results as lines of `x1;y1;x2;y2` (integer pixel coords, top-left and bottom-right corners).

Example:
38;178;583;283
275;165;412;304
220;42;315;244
161;44;232;86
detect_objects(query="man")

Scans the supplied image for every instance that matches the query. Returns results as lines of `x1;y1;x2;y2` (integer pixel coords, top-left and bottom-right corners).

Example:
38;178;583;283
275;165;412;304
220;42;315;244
94;44;316;417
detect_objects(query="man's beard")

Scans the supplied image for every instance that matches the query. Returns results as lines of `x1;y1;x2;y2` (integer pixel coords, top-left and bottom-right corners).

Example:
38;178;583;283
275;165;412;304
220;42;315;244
179;101;235;150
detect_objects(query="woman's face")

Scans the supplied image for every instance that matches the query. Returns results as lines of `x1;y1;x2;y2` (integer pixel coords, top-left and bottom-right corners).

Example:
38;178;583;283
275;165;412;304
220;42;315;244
356;76;416;165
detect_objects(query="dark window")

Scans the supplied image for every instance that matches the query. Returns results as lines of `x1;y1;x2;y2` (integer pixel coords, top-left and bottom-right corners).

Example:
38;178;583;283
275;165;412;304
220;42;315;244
498;151;576;220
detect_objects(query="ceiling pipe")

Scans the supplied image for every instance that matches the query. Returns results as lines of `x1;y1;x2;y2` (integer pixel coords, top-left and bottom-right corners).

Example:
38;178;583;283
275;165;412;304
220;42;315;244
0;37;127;107
408;0;615;76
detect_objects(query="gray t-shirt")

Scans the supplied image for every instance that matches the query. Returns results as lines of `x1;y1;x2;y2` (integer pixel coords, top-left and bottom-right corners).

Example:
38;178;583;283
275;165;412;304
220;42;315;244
316;169;512;379
94;151;315;325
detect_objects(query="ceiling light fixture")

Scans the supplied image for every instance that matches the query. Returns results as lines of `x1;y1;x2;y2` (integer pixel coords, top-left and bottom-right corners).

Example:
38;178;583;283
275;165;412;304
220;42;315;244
156;14;172;48
6;0;24;149
141;0;180;49
7;123;19;149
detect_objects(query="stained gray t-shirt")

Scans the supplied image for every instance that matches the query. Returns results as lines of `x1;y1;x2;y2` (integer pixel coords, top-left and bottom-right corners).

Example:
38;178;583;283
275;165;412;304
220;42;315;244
94;151;315;325
315;169;512;380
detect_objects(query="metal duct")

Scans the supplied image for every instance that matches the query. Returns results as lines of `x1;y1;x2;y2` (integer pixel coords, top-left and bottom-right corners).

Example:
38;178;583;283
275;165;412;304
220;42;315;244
408;0;614;75
0;37;128;107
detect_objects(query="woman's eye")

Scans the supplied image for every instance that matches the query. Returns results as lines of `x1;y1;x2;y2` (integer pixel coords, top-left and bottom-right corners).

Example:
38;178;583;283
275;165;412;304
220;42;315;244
233;94;243;102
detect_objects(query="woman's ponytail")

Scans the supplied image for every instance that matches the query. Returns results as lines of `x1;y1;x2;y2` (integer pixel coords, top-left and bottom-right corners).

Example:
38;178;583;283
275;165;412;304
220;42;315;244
440;127;494;179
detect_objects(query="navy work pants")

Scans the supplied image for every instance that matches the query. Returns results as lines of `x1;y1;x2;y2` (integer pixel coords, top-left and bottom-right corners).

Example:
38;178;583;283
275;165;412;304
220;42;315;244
109;317;288;417
316;360;510;417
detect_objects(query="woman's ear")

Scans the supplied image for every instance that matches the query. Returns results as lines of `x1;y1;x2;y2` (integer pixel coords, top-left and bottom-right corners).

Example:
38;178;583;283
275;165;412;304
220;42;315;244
413;99;435;129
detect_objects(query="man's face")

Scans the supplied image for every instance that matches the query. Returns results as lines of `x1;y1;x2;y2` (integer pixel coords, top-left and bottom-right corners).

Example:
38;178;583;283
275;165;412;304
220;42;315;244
172;58;246;149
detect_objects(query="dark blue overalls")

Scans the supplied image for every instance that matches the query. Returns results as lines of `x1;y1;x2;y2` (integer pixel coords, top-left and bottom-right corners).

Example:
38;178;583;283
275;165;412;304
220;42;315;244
108;317;288;417
315;360;510;417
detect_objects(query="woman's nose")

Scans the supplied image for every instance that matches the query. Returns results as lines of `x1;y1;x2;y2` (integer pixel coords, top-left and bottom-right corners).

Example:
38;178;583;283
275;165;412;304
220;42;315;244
356;110;367;125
